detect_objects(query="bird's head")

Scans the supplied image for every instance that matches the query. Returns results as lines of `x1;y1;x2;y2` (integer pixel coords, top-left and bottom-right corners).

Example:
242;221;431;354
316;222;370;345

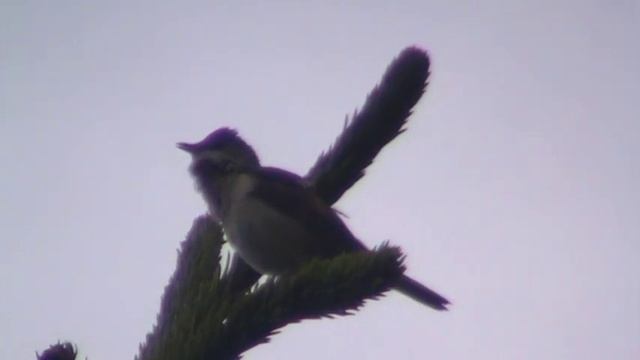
178;128;259;219
177;127;260;178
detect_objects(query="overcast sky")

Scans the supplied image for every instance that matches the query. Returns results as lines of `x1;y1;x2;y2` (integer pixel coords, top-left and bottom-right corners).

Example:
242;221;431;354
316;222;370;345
1;1;638;359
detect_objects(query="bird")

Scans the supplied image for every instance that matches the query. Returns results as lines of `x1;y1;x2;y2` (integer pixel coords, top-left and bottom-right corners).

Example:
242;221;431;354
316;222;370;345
178;127;449;310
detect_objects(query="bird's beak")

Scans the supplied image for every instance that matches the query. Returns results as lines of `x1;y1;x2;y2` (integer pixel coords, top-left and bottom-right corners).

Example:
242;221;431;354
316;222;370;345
176;142;197;153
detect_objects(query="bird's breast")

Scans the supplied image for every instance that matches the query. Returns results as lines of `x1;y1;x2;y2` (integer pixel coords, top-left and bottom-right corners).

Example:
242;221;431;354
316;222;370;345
223;194;317;275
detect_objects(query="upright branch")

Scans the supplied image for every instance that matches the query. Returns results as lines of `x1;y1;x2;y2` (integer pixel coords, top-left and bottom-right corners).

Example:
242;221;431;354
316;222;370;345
306;46;431;204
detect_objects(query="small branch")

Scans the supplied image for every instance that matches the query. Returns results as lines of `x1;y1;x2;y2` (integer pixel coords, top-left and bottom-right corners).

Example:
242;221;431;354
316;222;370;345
36;342;78;360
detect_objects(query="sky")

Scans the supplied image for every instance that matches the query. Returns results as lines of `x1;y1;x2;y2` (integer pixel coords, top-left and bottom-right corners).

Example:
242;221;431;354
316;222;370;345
1;1;638;359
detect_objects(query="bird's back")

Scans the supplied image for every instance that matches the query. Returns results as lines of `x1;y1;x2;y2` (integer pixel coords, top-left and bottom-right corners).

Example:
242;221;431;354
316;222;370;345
225;167;365;275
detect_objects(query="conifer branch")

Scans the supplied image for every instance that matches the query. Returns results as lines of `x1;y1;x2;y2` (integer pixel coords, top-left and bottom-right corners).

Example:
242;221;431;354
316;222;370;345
306;46;431;204
137;216;226;360
36;342;78;360
210;245;404;359
136;217;405;360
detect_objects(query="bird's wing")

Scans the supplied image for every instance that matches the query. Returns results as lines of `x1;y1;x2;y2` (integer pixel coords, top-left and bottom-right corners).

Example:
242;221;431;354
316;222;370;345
248;167;366;257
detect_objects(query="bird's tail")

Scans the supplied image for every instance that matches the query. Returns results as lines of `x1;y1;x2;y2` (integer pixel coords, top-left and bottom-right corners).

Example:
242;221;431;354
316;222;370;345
394;275;450;310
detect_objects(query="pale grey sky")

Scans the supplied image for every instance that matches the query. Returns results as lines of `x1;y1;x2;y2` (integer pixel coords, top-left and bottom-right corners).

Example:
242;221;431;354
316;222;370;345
1;1;638;359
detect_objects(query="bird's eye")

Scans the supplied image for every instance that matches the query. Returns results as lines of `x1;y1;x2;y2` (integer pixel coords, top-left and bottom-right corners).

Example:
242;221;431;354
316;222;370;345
217;159;233;172
191;158;228;176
